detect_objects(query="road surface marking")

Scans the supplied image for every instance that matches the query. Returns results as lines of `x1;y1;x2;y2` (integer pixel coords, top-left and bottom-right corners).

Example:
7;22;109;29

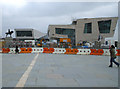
15;53;39;88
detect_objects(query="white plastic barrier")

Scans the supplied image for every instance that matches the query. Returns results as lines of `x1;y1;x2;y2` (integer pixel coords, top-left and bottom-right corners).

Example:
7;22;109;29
103;49;117;56
77;49;91;55
115;49;117;56
53;48;66;54
9;48;21;53
103;49;110;56
31;48;43;53
9;48;15;53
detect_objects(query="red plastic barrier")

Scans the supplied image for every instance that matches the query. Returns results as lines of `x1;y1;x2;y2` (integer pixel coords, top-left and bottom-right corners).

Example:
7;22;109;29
116;49;120;56
20;48;32;53
90;49;104;55
43;48;54;53
65;48;78;54
2;48;10;53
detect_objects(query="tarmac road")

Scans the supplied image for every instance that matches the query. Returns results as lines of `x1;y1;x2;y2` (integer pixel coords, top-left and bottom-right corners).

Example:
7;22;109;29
2;53;119;87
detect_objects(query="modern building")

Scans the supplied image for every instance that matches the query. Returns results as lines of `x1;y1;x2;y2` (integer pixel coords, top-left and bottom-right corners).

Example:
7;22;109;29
48;17;118;46
1;28;47;48
14;28;46;40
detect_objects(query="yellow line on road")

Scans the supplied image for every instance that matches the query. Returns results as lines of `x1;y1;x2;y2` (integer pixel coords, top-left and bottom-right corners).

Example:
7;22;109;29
14;53;39;88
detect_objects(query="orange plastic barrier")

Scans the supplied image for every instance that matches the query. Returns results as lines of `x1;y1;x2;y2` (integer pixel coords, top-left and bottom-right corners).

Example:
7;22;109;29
2;48;10;53
43;48;54;53
90;49;104;55
116;49;120;56
20;48;32;53
65;48;78;54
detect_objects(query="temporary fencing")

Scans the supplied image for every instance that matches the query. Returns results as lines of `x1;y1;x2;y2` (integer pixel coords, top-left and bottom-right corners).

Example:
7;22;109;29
53;48;66;54
43;48;54;53
116;49;120;56
103;49;110;56
9;48;21;54
31;48;43;53
77;49;91;55
90;49;104;55
9;48;15;53
2;47;120;56
65;48;78;54
2;48;10;53
19;48;32;53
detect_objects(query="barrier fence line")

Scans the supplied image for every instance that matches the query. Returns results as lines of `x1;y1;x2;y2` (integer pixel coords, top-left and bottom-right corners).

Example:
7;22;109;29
2;48;10;53
65;48;78;54
77;49;91;55
53;48;66;54
90;49;104;55
116;49;120;56
31;48;43;53
43;48;54;53
2;48;120;56
20;48;32;53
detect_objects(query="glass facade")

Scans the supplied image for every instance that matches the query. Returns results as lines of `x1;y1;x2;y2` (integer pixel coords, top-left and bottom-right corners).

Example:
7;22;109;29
98;20;111;33
55;28;75;46
16;31;32;37
84;23;92;33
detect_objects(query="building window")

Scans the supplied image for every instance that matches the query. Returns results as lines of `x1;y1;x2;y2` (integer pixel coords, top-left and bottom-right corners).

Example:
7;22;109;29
72;21;77;25
98;20;111;33
84;23;92;33
16;31;32;37
55;28;75;46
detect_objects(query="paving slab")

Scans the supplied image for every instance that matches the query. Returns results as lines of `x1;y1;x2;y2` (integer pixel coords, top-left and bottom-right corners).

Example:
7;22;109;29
2;53;119;87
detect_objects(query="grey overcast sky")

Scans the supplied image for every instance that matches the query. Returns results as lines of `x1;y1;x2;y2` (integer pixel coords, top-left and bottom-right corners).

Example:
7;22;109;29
1;2;118;38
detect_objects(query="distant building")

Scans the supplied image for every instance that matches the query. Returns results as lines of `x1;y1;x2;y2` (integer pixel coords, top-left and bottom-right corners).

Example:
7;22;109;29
48;17;118;46
14;28;46;40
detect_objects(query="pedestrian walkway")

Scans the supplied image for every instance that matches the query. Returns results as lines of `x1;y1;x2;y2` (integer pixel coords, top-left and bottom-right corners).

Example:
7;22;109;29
2;53;118;87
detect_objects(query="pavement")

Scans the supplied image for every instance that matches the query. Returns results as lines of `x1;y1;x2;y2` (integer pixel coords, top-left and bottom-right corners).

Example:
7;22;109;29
2;53;119;87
